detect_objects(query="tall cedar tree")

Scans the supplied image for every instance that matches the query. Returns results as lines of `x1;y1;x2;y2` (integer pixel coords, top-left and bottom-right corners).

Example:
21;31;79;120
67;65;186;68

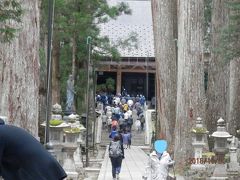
174;0;205;172
206;0;230;145
221;1;240;135
151;0;177;147
0;0;40;136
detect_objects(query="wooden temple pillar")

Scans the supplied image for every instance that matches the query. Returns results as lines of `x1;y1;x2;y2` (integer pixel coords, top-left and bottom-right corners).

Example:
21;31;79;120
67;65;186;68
116;66;122;95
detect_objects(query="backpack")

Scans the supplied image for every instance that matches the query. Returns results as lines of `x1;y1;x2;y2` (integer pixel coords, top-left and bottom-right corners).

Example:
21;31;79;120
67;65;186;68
109;141;122;158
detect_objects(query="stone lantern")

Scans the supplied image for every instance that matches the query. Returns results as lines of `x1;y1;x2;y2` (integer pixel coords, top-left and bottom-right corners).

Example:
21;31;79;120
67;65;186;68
73;121;86;177
190;117;208;170
211;118;232;180
227;136;240;177
41;120;70;165
62;127;80;180
42;104;69;164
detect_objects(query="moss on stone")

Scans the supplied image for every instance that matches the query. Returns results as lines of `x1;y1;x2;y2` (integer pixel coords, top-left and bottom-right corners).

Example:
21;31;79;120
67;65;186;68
63;127;81;133
49;119;64;126
202;152;215;158
191;127;208;134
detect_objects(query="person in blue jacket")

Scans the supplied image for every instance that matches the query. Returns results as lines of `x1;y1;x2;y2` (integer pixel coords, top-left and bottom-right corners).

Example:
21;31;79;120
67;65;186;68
0;118;67;180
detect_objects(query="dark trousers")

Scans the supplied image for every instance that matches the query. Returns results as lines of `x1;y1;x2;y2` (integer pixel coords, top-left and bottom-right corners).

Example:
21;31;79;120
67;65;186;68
110;157;123;178
141;122;144;131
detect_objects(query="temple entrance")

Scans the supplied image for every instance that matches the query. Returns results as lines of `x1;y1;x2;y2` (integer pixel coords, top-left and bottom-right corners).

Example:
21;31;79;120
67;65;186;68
122;72;155;101
96;71;155;101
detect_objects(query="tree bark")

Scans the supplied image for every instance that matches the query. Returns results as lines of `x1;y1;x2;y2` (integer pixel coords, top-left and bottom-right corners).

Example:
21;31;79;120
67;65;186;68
72;37;76;78
52;40;61;104
174;0;205;172
0;0;40;137
227;1;240;135
206;0;230;137
228;58;240;135
151;0;177;146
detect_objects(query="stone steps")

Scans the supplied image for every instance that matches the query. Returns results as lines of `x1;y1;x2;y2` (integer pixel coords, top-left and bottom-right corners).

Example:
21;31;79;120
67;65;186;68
101;132;146;145
131;131;145;146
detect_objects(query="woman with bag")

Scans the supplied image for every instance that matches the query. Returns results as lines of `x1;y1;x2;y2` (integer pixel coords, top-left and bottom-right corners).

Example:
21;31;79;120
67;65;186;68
109;135;125;180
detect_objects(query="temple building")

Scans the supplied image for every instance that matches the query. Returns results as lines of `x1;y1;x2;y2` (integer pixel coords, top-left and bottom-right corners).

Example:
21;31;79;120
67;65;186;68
97;0;155;100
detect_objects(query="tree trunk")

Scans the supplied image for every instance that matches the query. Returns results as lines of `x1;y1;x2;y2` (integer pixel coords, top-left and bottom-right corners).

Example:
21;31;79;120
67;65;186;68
227;1;240;135
228;58;240;135
72;37;76;78
206;0;230;137
52;40;61;104
0;0;40;137
151;0;177;147
88;64;96;145
174;0;205;172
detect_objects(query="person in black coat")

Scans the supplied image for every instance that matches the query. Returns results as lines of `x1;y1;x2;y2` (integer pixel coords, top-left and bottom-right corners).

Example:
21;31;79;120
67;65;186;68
0;119;67;180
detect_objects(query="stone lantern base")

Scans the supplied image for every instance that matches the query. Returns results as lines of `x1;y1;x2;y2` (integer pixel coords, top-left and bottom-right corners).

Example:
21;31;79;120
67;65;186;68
210;164;228;180
62;146;79;180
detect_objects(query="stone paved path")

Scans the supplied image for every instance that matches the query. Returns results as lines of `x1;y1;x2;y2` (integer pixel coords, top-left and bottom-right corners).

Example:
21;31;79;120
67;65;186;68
97;146;149;180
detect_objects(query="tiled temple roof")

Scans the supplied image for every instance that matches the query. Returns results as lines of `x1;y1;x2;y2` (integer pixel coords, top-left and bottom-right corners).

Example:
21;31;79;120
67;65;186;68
99;0;154;58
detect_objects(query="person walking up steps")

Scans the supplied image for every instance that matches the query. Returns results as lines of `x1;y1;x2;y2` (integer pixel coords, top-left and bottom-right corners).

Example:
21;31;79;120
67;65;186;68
122;130;130;149
127;129;132;149
109;135;124;180
139;113;145;131
109;126;118;139
135;118;141;132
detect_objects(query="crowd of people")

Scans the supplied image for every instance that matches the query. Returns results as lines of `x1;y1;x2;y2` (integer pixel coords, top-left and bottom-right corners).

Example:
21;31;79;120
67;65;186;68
97;92;174;180
98;93;146;132
96;92;146;179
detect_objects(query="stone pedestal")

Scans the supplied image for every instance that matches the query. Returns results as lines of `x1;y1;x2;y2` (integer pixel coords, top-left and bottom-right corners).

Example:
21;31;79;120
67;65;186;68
63;130;80;180
74;140;84;176
73;121;85;175
41;120;70;164
227;136;240;178
49;124;70;164
62;145;79;180
190;146;206;171
211;163;228;180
